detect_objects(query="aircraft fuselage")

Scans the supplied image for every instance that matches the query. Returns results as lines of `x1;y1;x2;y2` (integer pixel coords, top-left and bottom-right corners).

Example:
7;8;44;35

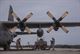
0;24;17;50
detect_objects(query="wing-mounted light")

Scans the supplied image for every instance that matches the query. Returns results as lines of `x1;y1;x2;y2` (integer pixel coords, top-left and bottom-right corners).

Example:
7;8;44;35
37;28;44;37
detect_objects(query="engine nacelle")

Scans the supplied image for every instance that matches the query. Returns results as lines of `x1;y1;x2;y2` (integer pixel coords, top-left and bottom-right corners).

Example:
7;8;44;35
18;21;25;31
54;27;59;31
37;28;44;37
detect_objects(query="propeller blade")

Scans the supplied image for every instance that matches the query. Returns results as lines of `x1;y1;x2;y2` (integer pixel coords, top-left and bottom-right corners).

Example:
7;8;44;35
22;12;33;22
47;26;53;33
58;11;69;21
60;26;69;33
9;26;17;32
12;12;21;21
25;27;31;34
47;11;56;21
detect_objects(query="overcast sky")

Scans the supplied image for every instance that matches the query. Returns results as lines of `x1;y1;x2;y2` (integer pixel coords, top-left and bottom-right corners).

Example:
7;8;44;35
0;0;80;45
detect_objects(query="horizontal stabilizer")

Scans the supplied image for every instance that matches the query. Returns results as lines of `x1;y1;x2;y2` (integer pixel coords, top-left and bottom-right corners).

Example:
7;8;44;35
16;32;37;35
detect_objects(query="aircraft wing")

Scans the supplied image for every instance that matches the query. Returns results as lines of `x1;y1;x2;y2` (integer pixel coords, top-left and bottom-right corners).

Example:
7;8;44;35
1;21;80;28
25;22;80;28
0;21;18;28
60;22;80;27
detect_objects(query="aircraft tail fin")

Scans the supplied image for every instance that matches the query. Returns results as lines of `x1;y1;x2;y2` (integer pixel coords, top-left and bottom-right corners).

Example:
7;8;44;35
8;5;14;21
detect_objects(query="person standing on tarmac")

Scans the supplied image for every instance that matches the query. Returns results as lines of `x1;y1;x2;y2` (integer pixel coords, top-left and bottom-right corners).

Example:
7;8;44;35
16;38;22;50
49;37;55;50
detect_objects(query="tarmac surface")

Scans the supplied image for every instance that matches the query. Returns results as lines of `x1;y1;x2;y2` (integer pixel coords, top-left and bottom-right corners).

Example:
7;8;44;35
0;48;80;54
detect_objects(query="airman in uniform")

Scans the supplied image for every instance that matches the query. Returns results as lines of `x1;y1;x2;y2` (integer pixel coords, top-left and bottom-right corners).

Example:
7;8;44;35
49;37;55;50
16;38;22;50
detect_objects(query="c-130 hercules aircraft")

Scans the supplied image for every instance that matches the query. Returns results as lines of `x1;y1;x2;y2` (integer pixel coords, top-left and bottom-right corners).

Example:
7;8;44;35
0;5;80;50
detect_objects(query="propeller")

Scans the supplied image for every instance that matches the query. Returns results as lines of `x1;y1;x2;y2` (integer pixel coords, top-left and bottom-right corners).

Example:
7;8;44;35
22;12;33;22
47;26;54;33
9;26;17;32
25;27;31;34
58;11;69;21
23;12;33;34
47;11;56;33
12;11;33;33
60;25;69;33
47;11;69;33
47;11;56;21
